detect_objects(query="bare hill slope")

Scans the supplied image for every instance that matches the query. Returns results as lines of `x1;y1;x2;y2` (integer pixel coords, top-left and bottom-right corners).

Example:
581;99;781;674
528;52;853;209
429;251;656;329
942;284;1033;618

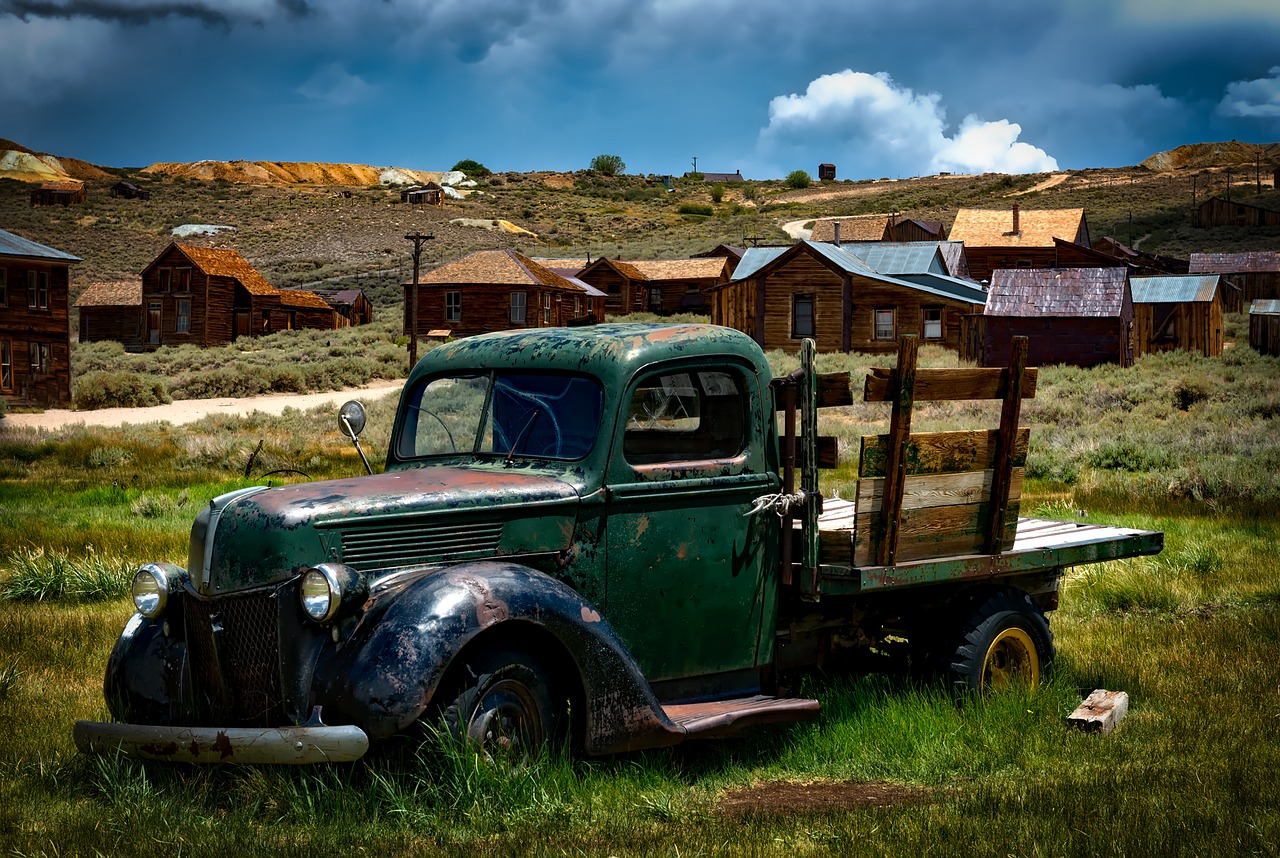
140;160;444;187
1142;141;1280;172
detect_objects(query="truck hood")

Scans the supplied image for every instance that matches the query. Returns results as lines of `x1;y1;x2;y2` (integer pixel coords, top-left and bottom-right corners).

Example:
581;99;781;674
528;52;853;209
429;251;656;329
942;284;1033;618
196;466;581;595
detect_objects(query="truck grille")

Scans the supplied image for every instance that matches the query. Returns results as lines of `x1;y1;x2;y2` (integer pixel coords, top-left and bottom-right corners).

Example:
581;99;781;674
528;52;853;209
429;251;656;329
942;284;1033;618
338;520;503;571
184;588;283;726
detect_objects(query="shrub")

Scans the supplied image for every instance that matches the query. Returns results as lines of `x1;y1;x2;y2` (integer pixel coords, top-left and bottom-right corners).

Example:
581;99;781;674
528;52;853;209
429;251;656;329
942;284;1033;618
0;396;6;420
589;154;626;176
785;170;812;190
450;159;491;178
678;204;714;217
72;371;171;410
709;183;725;203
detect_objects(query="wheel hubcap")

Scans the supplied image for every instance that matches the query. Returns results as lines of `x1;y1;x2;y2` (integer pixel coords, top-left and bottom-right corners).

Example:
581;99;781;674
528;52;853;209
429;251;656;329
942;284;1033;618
466;678;544;751
981;627;1039;690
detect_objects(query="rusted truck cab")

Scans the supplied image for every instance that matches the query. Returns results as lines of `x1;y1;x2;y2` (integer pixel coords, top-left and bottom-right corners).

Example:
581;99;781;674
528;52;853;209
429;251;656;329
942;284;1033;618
75;323;1163;764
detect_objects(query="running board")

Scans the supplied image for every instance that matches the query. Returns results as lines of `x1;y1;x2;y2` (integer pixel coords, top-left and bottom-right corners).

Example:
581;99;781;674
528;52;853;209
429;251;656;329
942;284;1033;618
662;695;819;739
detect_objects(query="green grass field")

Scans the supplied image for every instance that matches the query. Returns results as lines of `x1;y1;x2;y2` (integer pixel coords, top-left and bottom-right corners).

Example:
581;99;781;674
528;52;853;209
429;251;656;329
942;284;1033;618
2;331;1278;856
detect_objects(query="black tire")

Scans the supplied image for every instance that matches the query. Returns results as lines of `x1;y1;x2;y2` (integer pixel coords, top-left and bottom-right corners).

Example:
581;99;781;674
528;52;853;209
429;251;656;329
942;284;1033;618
439;649;564;755
946;589;1053;694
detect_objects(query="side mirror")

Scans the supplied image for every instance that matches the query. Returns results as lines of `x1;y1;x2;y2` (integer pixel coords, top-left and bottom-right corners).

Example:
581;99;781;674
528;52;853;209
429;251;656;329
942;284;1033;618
339;401;367;439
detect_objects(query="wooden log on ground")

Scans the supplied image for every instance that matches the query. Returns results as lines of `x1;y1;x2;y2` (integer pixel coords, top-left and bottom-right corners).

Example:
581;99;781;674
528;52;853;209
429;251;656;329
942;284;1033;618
1067;689;1130;735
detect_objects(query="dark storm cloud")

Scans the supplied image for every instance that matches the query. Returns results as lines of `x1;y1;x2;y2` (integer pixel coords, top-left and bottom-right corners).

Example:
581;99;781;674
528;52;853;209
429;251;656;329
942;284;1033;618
0;0;237;28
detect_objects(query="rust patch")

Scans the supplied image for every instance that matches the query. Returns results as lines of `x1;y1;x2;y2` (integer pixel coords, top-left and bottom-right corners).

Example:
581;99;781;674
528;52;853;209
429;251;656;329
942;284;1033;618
213;731;234;760
580;606;601;623
717;780;938;817
636;515;649;538
139;741;179;756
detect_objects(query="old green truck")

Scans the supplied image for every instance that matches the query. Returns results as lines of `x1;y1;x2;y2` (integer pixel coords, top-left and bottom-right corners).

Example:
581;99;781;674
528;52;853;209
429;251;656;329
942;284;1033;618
75;323;1162;763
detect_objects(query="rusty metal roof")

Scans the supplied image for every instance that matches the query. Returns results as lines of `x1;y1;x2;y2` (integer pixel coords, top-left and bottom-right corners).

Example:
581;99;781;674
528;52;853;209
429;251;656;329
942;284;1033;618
74;280;141;307
986;268;1129;318
1130;275;1220;304
1188;251;1280;274
0;227;81;262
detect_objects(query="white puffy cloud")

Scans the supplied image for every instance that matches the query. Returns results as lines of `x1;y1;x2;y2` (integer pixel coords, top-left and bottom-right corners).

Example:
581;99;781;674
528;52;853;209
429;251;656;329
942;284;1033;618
1218;67;1280;118
757;70;1058;178
297;63;375;106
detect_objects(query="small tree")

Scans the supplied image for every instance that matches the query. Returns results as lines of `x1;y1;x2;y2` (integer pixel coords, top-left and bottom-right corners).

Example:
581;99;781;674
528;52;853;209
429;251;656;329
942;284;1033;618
709;183;725;203
590;154;626;176
450;159;491;178
785;169;811;190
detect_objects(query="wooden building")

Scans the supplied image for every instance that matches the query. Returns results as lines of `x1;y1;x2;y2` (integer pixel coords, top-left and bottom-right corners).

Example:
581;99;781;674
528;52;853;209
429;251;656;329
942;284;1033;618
110;181;151;200
706;240;985;354
948;205;1090;283
1091;236;1189;276
576;256;731;315
273;289;341;331
75;281;142;345
312;288;374;327
0;228;79;407
818;163;836;181
1249;299;1280;357
1192;196;1280;228
691;244;746;276
972;268;1132;368
29;181;86;207
1188;251;1280;310
407;249;598;339
401;182;444;206
1130;275;1225;358
811;215;945;244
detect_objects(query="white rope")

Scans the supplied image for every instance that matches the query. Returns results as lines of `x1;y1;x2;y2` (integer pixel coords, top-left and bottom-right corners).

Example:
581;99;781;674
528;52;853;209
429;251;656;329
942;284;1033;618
745;490;807;518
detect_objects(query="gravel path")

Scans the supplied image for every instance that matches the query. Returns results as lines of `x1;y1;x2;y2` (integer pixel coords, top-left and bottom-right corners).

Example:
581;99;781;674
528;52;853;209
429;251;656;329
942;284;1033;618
0;381;405;432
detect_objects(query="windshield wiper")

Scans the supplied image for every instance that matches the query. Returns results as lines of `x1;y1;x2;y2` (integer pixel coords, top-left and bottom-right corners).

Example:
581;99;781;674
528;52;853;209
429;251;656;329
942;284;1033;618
505;408;542;466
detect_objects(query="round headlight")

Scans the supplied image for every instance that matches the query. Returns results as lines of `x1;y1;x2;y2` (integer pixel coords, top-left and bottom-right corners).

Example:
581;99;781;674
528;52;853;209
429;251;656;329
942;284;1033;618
300;567;339;623
132;565;172;619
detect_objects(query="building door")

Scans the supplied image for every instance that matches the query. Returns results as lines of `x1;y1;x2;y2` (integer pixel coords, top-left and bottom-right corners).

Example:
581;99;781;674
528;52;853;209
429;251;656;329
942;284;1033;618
147;302;162;345
235;311;251;339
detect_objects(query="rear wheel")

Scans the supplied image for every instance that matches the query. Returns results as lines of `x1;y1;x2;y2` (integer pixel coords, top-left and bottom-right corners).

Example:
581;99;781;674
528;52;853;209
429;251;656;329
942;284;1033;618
440;649;564;755
947;589;1053;694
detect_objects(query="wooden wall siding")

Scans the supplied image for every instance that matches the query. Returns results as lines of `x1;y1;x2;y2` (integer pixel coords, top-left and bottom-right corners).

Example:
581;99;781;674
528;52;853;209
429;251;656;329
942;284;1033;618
760;254;846;351
1194;197;1280;228
412;285;584;338
0;260;72;406
269;307;338;331
581;269;640;314
887;221;942;242
984;317;1130;368
964;247;1058;284
1133;300;1223;358
1222;272;1280;306
79;307;142;345
1251;312;1280;356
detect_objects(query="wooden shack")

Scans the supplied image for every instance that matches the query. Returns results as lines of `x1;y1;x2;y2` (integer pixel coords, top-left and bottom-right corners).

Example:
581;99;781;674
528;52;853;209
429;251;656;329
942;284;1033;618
974;267;1132;368
1249;299;1280;356
313;288;374;327
1188;251;1280;310
29;181;86;207
407;249;595;339
706;240;985;354
140;243;280;347
948;205;1090;283
1192;196;1280;228
1130;275;1225;358
110;181;151;200
401;182;443;206
576;256;730;315
692;244;746;276
0;228;79;407
1091;236;1189;276
75;281;142;346
273;289;341;331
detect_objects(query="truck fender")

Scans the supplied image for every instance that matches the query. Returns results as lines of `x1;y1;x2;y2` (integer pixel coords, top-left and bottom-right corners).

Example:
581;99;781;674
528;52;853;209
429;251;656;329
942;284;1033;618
312;560;683;755
102;613;187;725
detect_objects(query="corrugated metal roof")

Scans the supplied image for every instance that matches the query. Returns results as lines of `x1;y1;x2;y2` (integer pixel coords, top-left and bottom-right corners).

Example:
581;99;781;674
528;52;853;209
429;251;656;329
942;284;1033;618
847;243;947;276
987;268;1129;318
74;281;141;307
1188;251;1280;274
727;246;789;281
1251;299;1280;315
1130;275;1220;304
893;273;988;304
0;227;81;262
950;207;1086;247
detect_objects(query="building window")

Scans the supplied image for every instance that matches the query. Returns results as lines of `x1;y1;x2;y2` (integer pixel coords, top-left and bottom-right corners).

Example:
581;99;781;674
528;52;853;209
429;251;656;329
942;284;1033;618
874;308;896;340
0;340;11;392
27;271;49;309
510;292;527;323
922;307;943;339
542;293;552;324
573;296;581;315
0;269;7;306
176;268;192;292
445;291;461;323
158;269;171;292
792;295;815;338
29;342;50;375
177;299;191;333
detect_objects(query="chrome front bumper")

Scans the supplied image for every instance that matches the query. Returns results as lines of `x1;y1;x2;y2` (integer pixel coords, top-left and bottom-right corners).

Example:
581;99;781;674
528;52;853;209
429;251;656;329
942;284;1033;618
73;719;369;764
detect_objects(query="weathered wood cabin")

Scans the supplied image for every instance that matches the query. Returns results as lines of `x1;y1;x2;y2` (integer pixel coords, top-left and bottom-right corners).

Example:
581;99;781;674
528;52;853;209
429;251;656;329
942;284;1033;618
1188;251;1280;311
0;228;78;407
407;249;597;339
692;244;746;276
110;181;151;200
811;215;945;245
273;289;341;331
707;240;986;354
312;288;374;326
576;257;731;315
29;181;86;207
1130;275;1225;358
1192;196;1280;228
1249;299;1280;356
75;281;142;345
401;182;443;206
948;205;1090;283
1091;236;1189;276
972;268;1133;368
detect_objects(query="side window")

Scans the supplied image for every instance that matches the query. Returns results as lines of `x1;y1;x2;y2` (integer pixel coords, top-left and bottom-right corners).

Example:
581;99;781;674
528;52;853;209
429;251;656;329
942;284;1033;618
874;308;896;340
922;307;943;339
624;368;747;466
792;295;814;338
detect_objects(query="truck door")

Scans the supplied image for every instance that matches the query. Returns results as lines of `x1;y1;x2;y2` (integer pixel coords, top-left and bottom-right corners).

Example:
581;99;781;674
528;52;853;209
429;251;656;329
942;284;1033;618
604;361;779;688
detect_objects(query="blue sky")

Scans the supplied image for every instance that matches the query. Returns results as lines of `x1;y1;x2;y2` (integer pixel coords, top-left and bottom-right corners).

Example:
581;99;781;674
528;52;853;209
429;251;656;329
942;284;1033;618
2;0;1279;180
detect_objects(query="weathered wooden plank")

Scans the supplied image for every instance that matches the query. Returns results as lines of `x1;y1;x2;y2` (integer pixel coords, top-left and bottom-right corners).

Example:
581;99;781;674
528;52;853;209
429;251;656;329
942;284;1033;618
985;337;1028;553
878;336;918;566
1066;689;1129;735
859;428;1029;478
864;366;1038;402
852;501;1020;567
855;469;1024;514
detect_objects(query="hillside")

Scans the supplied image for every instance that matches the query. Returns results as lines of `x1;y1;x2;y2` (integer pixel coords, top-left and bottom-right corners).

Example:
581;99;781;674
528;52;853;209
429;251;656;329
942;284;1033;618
0;138;113;183
139;160;447;187
1141;140;1280;172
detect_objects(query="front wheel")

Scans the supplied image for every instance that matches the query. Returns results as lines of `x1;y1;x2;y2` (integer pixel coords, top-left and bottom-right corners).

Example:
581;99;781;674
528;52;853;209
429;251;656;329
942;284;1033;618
440;649;564;755
947;589;1053;694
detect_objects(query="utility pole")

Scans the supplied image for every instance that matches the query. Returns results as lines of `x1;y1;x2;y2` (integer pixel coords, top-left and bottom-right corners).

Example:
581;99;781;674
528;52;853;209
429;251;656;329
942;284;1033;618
1257;152;1262;195
404;231;434;370
691;156;698;176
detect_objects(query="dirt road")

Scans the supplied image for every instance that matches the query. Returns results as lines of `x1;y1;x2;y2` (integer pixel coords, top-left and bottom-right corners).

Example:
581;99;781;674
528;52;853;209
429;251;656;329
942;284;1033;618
0;381;405;432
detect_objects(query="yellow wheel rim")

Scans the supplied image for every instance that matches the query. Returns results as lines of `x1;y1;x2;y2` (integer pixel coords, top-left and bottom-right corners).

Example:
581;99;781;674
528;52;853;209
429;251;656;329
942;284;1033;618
981;627;1040;690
